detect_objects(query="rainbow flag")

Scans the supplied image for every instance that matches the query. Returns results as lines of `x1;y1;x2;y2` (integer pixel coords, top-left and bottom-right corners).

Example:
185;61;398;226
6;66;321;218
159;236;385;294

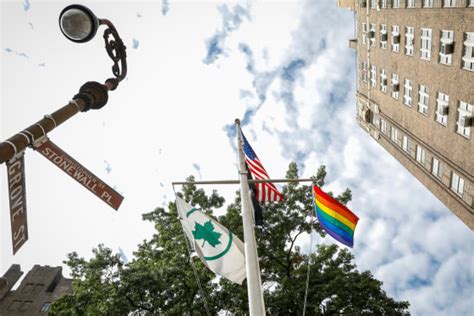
313;185;359;248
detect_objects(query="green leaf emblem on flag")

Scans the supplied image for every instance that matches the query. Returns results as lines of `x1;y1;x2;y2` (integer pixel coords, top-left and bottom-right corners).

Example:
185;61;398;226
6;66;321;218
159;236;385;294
192;220;222;248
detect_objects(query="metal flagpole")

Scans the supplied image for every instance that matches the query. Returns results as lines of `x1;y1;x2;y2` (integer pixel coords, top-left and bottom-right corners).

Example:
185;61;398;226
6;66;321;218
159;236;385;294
235;119;265;315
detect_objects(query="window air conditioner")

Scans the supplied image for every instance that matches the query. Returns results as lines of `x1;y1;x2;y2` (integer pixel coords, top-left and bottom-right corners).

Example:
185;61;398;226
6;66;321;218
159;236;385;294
440;43;454;55
368;31;375;39
392;35;400;44
438;105;449;115
381;33;388;42
360;0;367;7
459;117;472;128
392;83;400;92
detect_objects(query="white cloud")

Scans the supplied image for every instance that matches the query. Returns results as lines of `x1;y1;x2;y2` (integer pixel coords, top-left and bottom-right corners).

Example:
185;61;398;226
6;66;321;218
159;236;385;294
202;4;251;65
404;252;474;315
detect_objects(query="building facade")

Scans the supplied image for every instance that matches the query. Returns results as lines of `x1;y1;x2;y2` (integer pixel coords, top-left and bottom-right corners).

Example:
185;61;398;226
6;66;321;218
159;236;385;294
0;264;72;315
337;0;474;229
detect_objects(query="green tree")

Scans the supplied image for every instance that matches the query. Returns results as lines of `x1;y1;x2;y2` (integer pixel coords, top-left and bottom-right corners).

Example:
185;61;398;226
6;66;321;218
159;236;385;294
50;164;410;315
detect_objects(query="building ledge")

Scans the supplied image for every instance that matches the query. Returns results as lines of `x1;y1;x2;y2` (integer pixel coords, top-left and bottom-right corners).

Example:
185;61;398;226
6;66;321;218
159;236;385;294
337;0;356;11
349;39;358;49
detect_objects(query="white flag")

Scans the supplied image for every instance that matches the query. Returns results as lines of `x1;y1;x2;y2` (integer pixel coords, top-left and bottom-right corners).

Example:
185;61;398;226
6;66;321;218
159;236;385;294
176;197;246;284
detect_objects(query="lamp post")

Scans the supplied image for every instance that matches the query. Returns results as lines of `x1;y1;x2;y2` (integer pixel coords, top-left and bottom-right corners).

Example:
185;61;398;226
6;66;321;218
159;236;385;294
0;4;127;163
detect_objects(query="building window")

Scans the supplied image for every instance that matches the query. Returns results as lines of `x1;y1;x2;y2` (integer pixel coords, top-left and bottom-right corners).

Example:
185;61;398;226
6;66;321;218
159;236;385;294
40;302;51;312
20;301;32;312
404;79;412;106
8;300;22;311
370;23;376;47
391;73;399;99
435;92;449;126
381;0;388;8
402;135;410;152
381;118;387;134
416;145;425;164
380;24;388;49
392;25;400;52
423;0;433;7
370;65;377;87
451;172;464;196
358;100;364;117
33;284;44;294
393;0;400;8
407;0;416;8
391;126;398;143
420;28;432;60
432;158;442;178
462;32;474;71
371;111;378;126
23;283;34;293
361;62;368;82
418;85;429;115
456;101;473;139
469;0;474;7
405;27;415;56
380;69;387;92
439;30;454;65
443;0;456;7
371;0;376;9
362;23;368;44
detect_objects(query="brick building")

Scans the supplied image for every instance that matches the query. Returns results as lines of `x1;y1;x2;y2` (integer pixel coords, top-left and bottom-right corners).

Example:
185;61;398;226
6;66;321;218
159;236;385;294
337;0;474;229
0;264;72;314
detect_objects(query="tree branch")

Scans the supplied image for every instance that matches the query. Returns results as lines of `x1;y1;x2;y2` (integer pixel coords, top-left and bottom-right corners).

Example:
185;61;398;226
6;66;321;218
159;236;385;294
126;294;153;312
285;229;305;278
260;247;288;271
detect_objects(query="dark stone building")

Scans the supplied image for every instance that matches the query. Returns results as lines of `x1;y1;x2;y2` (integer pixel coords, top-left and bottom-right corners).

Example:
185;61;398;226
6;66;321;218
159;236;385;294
0;264;72;315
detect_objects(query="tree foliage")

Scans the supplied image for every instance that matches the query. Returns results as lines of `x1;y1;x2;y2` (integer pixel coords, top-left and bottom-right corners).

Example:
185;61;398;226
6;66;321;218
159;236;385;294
50;163;410;315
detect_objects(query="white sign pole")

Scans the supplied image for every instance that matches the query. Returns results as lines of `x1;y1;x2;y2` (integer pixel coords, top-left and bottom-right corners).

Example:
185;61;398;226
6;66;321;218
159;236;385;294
235;119;266;315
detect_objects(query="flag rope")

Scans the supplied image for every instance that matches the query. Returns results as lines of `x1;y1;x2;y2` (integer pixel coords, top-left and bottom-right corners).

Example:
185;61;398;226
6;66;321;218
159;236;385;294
172;185;211;316
302;197;315;316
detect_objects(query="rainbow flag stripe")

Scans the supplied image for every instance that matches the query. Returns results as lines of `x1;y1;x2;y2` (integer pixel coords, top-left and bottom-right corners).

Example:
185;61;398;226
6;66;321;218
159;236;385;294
313;185;359;248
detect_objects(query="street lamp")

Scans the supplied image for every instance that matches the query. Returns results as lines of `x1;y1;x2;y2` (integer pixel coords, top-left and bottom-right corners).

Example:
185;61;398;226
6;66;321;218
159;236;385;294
59;4;127;86
59;4;100;43
0;4;127;163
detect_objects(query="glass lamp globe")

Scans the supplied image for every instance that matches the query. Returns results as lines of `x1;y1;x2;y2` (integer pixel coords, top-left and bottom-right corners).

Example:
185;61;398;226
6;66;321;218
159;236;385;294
59;5;99;43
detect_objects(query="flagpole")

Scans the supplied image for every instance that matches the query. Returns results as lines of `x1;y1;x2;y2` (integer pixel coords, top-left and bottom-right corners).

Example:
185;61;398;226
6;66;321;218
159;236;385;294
235;119;266;315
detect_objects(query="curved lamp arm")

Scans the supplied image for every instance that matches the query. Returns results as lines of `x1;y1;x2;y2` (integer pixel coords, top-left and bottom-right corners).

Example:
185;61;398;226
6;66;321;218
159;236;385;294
101;18;127;90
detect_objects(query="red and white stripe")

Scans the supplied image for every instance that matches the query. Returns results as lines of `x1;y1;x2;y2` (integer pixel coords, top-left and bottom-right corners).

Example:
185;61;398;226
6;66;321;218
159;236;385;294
245;157;284;203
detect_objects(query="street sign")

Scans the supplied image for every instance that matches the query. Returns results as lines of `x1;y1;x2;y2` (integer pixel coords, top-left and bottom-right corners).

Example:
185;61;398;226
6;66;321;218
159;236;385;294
36;139;123;210
6;153;28;254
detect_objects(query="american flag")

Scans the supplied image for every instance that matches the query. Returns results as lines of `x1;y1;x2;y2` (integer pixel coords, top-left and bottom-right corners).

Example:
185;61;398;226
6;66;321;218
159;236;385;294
241;130;284;203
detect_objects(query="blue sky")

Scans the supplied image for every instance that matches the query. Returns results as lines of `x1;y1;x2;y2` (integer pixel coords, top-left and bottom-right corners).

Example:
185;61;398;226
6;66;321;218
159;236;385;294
1;1;473;314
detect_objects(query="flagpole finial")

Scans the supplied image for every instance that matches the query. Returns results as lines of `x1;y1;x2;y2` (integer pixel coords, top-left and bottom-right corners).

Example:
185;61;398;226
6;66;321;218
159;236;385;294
235;118;241;125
